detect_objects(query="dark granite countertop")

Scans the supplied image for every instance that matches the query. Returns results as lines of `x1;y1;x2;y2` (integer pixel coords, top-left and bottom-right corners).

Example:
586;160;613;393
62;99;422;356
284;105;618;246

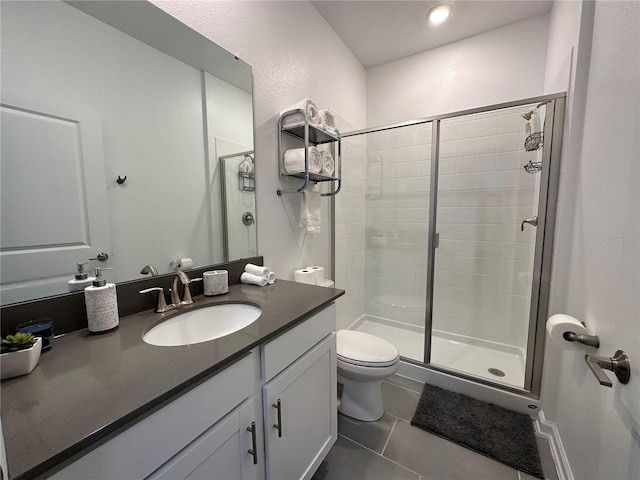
1;280;344;479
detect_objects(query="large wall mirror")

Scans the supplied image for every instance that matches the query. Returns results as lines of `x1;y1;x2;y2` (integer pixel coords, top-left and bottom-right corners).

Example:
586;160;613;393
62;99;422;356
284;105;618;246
0;0;256;305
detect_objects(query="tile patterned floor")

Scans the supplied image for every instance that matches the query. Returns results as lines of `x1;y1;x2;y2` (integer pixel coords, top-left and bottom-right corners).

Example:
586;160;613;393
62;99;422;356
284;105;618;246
313;375;559;480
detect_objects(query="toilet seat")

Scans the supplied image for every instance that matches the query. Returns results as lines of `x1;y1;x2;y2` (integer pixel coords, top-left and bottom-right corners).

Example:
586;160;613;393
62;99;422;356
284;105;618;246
337;330;399;367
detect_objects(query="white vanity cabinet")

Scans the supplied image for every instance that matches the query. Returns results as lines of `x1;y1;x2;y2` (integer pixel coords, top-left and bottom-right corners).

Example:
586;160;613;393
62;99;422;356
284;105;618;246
50;352;260;480
49;304;337;480
261;305;338;480
148;398;262;480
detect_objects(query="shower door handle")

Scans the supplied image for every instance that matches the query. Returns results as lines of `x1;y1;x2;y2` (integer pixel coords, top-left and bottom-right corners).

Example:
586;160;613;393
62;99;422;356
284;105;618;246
521;216;538;231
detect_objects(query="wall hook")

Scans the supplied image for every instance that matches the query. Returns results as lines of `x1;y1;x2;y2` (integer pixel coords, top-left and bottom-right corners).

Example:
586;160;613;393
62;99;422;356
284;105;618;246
116;175;127;185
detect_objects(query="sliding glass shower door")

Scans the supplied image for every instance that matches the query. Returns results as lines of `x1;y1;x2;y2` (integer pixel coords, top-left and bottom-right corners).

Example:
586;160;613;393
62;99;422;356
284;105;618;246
360;123;432;362
340;94;565;395
427;101;555;390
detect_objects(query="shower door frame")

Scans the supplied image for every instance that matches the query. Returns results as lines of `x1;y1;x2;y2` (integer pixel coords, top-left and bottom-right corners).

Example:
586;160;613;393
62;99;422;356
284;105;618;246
424;94;566;397
341;92;566;398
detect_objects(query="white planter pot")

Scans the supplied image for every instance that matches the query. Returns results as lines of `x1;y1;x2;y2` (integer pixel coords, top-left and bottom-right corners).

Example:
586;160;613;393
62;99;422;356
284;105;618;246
1;337;42;380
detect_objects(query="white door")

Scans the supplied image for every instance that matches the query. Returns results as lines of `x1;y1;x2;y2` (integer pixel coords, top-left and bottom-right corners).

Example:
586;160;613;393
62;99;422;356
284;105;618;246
0;89;111;303
262;334;337;480
148;398;263;480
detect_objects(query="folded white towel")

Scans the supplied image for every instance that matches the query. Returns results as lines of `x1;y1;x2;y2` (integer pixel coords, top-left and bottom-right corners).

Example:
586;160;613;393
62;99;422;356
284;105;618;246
319;108;337;133
281;98;321;127
284;147;321;174
245;263;270;276
240;272;268;287
299;189;321;234
320;150;335;177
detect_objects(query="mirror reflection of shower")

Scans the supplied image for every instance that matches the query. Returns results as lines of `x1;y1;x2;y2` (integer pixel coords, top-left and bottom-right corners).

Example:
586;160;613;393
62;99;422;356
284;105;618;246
219;148;257;262
238;154;255;192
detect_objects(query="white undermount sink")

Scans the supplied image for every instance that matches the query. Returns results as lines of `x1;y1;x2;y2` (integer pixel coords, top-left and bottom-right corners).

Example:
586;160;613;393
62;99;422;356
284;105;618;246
142;303;262;347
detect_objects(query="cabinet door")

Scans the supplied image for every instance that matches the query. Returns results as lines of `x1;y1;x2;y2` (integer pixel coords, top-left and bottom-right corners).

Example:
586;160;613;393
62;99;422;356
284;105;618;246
148;398;263;480
263;334;337;480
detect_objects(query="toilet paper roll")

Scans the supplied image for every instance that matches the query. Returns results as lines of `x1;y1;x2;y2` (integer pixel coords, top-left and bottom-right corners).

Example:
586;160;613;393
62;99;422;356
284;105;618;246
546;314;591;351
178;257;193;270
308;266;325;285
294;268;316;285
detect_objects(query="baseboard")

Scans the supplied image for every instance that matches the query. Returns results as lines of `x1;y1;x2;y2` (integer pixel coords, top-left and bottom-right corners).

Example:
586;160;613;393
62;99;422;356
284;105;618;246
535;410;574;480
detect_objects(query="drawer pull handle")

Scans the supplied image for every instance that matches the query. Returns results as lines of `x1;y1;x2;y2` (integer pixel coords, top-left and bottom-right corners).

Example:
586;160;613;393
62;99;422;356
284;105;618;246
247;421;258;464
272;399;283;437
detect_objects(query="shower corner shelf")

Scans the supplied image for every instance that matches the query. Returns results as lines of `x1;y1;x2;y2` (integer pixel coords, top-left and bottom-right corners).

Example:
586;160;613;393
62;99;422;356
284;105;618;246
524;132;544;152
276;108;342;197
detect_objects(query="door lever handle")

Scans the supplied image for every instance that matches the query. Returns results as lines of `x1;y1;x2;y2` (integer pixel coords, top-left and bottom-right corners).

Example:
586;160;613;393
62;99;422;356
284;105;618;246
521;216;538;231
585;350;631;387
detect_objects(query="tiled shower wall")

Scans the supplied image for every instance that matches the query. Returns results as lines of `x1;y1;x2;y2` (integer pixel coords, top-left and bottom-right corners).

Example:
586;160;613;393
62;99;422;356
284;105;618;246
364;124;432;326
334;116;366;331
363;105;542;351
433;106;541;350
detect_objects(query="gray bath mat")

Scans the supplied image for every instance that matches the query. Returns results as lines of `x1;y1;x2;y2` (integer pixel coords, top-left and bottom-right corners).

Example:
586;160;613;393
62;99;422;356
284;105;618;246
411;384;544;478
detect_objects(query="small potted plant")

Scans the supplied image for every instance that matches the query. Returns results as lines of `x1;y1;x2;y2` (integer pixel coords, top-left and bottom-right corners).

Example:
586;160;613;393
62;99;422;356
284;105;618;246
1;332;42;380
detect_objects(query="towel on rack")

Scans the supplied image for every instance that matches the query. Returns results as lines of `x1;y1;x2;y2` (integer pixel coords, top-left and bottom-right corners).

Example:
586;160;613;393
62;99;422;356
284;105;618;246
281;98;321;127
319;108;338;134
284;147;322;174
299;189;321;234
320;150;335;177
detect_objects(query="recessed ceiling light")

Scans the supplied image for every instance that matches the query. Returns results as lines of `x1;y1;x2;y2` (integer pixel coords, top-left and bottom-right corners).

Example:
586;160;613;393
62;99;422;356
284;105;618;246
428;4;451;25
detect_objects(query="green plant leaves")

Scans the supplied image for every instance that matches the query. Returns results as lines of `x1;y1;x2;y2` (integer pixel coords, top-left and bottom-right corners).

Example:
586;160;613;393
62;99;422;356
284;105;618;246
1;332;36;353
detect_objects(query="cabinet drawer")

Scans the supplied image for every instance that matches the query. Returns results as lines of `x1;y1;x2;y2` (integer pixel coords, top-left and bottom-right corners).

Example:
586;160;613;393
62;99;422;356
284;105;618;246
51;351;257;480
261;303;335;382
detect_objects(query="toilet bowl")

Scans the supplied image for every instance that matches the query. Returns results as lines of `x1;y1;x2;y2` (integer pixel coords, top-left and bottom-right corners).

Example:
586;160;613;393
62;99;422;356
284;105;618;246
336;329;400;421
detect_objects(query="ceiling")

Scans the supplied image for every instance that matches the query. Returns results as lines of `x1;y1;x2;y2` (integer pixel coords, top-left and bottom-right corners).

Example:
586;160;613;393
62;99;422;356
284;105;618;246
311;1;553;69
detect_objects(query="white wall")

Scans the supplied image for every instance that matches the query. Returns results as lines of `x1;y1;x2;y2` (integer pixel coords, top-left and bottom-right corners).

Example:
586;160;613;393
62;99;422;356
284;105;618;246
366;14;549;126
152;0;367;281
541;1;640;479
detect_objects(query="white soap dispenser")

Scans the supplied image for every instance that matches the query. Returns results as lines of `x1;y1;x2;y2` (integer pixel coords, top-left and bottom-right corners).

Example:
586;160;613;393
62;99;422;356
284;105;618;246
84;267;119;334
67;261;96;292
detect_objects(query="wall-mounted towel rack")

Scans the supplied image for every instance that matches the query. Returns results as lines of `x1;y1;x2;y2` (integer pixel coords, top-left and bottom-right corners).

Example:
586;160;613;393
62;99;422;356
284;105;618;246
276;107;342;197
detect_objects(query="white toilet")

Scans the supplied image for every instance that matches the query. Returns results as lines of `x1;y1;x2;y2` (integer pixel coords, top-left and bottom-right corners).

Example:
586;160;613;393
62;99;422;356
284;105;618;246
336;329;400;421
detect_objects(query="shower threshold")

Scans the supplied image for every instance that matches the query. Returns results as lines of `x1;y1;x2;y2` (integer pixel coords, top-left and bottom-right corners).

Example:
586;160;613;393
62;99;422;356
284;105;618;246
350;315;526;389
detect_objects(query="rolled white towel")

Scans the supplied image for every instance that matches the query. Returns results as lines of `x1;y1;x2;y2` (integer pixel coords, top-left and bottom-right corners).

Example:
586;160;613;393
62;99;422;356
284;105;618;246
320;150;335;177
281;98;321;127
319;108;337;133
240;272;268;287
284;147;322;174
267;272;276;284
245;263;270;276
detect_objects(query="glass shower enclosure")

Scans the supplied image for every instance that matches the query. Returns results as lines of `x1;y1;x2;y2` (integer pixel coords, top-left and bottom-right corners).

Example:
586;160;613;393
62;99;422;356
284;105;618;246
338;94;565;396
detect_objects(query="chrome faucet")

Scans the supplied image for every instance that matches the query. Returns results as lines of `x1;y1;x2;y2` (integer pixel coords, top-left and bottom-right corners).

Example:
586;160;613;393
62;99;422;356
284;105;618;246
139;271;202;312
172;271;193;306
140;264;159;276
